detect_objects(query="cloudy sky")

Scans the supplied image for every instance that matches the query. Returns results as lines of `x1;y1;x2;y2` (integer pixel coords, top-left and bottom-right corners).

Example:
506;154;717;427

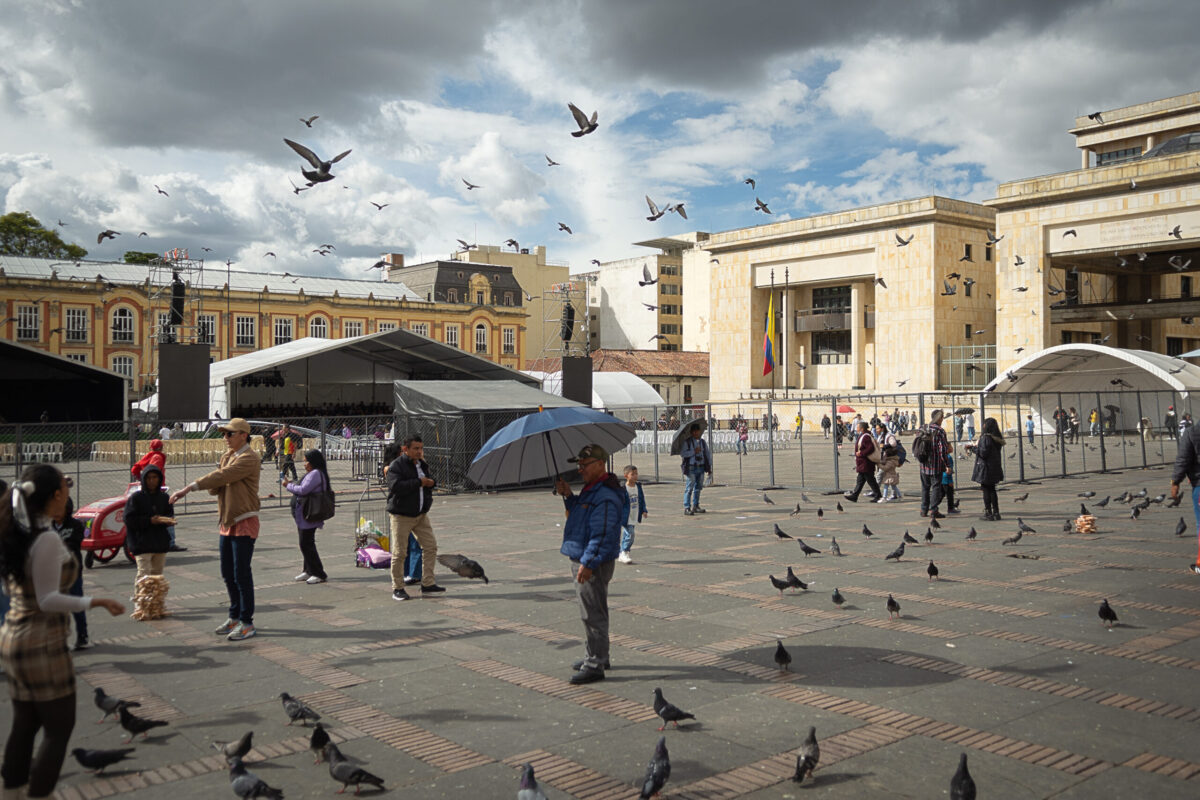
2;0;1198;280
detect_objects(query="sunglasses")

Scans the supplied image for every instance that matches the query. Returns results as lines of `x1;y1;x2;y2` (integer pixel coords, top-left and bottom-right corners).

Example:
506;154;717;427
221;430;245;438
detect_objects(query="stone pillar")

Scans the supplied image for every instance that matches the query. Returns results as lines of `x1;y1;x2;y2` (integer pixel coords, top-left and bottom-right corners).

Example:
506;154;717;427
1081;148;1090;170
851;282;864;389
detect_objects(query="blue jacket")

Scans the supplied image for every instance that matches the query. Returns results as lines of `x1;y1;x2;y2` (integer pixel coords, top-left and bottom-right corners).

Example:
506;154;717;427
561;473;628;569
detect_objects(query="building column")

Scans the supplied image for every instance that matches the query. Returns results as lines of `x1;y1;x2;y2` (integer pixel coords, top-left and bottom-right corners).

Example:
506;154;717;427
1081;148;1090;170
780;286;789;391
851;282;864;389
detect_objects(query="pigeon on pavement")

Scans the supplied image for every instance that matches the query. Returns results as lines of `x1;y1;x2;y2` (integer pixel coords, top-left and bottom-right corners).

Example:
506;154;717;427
118;704;167;743
790;503;803;517
792;726;820;783
763;492;776;505
924;529;934;544
1001;530;1023;546
832;588;845;607
1177;517;1189;537
769;575;791;596
518;763;548;800
885;542;906;562
1013;493;1029;502
1080;503;1091;516
229;757;283;799
774;640;792;671
639;737;671;799
903;530;918;544
816;507;824;521
927;560;939;582
837;502;844;513
965;527;977;541
1017;518;1036;533
652;688;696;730
279;693;320;726
437;554;489;583
1096;496;1111;508
785;567;808;592
309;723;330;764
886;595;901;618
1078;491;1096;498
950;752;976;800
325;743;385;794
94;688;140;723
1099;599;1118;628
212;731;253;760
773;524;792;540
71;747;135;774
861;524;875;538
830;537;843;556
796;539;821;557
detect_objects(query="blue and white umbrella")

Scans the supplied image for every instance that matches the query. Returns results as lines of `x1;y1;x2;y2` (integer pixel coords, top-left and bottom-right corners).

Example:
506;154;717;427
467;407;636;488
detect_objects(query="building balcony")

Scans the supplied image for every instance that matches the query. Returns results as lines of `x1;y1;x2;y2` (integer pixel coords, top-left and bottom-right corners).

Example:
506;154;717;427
793;307;875;332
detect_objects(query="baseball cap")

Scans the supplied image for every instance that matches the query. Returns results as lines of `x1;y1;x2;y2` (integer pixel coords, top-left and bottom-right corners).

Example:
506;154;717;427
567;444;608;463
218;417;252;434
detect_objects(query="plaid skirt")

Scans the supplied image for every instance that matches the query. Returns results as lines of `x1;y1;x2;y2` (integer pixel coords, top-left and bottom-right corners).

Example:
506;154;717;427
0;611;74;702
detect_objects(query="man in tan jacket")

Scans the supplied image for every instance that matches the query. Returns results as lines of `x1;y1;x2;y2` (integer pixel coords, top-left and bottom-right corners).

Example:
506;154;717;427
170;418;261;640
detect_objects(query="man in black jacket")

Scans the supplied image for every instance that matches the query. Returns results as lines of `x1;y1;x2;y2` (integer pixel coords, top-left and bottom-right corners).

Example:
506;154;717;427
1170;422;1200;574
386;435;443;600
52;496;90;650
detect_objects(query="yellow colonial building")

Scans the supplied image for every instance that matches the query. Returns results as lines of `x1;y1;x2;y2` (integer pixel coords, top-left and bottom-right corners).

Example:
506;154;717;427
0;253;531;398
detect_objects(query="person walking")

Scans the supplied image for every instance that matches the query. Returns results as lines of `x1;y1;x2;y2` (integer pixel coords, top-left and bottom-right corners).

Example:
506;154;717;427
50;498;88;651
122;465;174;606
1169;419;1200;574
821;414;831;439
954;414;964;443
679;424;712;516
278;424;299;483
0;465;125;800
285;449;331;585
916;409;951;519
1068;407;1079;444
793;412;803;439
1089;408;1100;437
970;417;1005;521
735;421;748;455
169;418;261;641
617;464;648;564
554;444;627;684
382;442;421;586
844;422;882;502
965;413;975;441
1025;414;1035;446
385;435;442;600
1165;405;1179;440
874;422;901;503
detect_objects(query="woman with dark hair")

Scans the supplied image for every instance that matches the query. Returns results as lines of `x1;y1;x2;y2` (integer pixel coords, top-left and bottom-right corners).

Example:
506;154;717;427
970;417;1006;521
285;449;331;584
0;464;124;799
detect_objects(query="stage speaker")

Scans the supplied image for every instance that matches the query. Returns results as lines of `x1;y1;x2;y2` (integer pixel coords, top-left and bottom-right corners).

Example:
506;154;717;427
170;272;186;326
157;343;210;419
561;355;592;406
560;302;575;341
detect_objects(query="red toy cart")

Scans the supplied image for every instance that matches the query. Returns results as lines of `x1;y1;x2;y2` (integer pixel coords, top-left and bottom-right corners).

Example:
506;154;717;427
75;482;149;568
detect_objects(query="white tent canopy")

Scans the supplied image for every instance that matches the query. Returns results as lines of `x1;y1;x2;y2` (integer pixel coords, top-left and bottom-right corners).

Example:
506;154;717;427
523;371;665;409
982;344;1200;397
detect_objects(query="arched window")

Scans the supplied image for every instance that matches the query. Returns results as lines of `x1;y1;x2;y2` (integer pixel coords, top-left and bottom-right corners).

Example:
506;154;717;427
111;308;135;343
474;323;487;353
309;317;328;338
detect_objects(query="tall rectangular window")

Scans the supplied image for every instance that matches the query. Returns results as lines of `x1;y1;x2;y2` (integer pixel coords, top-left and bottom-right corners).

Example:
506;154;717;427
445;325;459;348
811;330;851;364
16;305;39;341
447;289;458;303
65;308;88;343
111;355;135;380
502;327;515;354
197;314;216;345
476;290;485;305
1166;337;1183;357
474;324;487;353
963;243;973;262
157;311;173;341
235;315;256;348
273;317;294;346
964;324;972;339
984;245;992;262
1182;276;1192;299
111;308;135;343
343;320;363;338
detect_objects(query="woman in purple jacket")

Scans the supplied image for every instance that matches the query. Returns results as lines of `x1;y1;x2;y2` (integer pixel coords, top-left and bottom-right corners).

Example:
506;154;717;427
285;449;331;584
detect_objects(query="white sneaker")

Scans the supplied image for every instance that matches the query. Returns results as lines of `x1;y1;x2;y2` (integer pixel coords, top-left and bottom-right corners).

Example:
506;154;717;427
617;551;633;564
306;575;326;584
294;572;310;582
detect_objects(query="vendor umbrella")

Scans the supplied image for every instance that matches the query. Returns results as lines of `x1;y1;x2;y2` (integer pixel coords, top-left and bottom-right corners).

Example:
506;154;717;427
836;404;856;414
669;418;708;456
1104;404;1121;413
954;407;975;416
467;407;635;489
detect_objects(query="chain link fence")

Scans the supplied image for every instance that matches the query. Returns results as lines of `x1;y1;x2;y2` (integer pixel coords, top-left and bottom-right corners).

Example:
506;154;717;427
1;389;1192;510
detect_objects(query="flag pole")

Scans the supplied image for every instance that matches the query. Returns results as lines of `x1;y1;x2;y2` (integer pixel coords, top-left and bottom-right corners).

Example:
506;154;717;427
770;268;776;398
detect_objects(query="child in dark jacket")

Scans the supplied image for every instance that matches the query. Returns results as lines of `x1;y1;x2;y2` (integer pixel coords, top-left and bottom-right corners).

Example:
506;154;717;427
51;497;90;650
123;464;175;591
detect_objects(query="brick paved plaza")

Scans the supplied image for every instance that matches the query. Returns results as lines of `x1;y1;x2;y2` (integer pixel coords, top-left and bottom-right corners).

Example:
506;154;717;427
9;464;1200;799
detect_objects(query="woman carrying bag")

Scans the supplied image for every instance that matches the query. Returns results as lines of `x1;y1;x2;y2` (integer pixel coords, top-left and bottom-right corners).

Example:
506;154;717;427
285;449;333;584
970;417;1006;521
843;421;882;502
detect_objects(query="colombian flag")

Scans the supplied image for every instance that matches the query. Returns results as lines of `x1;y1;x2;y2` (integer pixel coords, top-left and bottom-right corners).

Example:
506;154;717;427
762;292;775;376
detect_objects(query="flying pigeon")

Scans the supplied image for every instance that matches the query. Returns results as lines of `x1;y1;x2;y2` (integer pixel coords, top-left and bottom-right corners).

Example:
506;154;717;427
895;233;914;247
986;231;1004;245
1098;599;1118;628
774;639;792;671
300;115;319;127
94;688;140;724
941;280;957;296
229;757;284;800
1063;229;1077;237
212;731;254;760
754;197;771;214
743;178;756;189
785;566;808;592
796;539;821;557
545;155;560;167
325;742;385;794
118;704;167;743
886;594;901;618
290;178;310;194
652;688;696;730
885;541;905;562
558;222;573;234
567;102;599;137
279;692;320;726
830;537;843;556
519;763;548;800
832;588;845;607
668;203;687;219
284;138;351;184
793;726;820;783
96;229;120;244
927;560;939;582
1169;224;1183;239
950;752;976;800
773;523;792;540
639;737;671;799
309;723;330;764
154;185;169;197
71;747;135;775
462;178;481;190
437;554;489;583
1014;255;1025;266
370;201;389;211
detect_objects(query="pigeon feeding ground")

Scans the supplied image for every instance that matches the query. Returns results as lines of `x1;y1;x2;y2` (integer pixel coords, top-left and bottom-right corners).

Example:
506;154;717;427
17;467;1200;799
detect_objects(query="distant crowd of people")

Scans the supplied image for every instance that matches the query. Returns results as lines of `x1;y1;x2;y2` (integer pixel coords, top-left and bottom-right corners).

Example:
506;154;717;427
231;401;392;420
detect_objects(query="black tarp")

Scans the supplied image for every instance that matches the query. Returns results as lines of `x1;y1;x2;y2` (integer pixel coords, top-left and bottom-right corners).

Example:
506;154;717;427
0;340;127;423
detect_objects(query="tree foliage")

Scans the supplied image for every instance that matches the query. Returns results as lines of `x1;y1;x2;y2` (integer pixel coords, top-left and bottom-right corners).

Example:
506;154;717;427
0;211;88;259
122;250;160;265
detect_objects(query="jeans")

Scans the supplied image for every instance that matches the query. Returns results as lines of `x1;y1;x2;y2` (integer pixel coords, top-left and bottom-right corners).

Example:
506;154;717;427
69;570;87;642
167;524;177;548
621;524;635;553
683;468;706;510
404;533;423;581
572;558;615;670
298;528;326;580
218;535;255;625
1191;484;1200;566
1027;429;1034;445
736;440;747;455
1090;422;1099;436
920;472;944;514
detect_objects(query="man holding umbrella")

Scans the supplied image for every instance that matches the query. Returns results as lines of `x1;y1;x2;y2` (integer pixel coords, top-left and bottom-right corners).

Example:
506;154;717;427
554;445;628;684
679;423;712;515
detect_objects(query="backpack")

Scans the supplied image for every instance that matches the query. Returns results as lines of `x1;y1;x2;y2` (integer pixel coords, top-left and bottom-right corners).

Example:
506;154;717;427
894;437;908;466
912;430;932;464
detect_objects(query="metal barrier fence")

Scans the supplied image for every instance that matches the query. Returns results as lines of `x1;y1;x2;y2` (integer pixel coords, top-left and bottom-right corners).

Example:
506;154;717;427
1;389;1192;510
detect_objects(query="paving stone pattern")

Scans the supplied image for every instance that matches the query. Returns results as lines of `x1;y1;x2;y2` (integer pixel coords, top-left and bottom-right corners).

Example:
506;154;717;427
5;463;1199;798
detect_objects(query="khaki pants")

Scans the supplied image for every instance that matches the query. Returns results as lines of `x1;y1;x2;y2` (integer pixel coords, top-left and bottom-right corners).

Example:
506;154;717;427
134;552;166;584
390;513;436;590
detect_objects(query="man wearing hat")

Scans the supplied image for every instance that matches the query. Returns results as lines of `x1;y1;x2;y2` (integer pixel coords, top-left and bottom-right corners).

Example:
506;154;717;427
169;418;261;641
554;444;629;685
918;410;952;519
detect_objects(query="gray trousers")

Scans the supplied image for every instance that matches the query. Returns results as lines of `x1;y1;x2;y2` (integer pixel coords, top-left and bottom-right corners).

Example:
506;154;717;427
571;558;616;669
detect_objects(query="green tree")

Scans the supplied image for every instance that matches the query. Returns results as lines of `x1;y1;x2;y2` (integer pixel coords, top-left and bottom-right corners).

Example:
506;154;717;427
0;211;88;259
122;250;160;265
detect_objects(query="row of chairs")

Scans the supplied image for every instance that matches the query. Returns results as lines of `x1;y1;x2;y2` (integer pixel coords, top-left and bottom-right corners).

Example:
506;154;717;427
0;442;63;463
